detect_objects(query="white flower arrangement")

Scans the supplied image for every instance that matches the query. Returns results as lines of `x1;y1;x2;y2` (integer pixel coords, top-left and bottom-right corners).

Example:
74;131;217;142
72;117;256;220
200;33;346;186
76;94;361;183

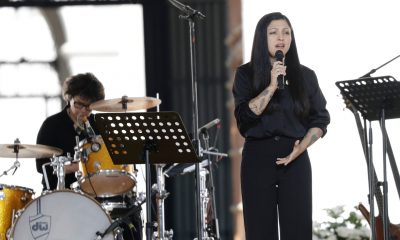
313;205;370;240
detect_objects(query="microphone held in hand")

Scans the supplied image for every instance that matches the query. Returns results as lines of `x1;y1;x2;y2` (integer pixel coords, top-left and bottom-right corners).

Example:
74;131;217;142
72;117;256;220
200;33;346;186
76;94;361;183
274;50;285;90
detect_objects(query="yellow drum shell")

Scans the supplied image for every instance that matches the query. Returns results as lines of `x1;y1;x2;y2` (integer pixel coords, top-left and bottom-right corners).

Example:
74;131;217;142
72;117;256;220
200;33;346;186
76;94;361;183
0;184;34;240
78;136;136;198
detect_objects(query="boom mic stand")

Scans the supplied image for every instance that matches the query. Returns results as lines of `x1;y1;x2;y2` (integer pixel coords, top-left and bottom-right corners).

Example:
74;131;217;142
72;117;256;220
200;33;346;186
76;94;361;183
167;0;206;239
199;130;220;240
359;54;400;78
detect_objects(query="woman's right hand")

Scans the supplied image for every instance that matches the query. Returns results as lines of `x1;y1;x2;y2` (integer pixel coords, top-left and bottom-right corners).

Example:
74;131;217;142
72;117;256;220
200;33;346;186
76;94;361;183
270;60;286;89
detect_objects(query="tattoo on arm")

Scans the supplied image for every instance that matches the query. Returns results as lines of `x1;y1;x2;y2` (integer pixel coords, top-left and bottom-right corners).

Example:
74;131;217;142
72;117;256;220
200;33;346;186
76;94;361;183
249;89;272;115
309;134;319;146
304;129;321;147
249;103;260;115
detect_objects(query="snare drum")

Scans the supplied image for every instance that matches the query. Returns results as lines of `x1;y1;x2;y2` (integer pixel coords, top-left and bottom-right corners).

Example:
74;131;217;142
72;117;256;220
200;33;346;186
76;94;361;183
8;190;114;240
77;135;136;197
0;184;34;240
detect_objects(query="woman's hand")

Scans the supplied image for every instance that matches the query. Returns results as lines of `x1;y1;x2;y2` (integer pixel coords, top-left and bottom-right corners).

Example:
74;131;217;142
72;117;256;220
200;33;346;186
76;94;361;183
270;60;286;88
276;127;323;166
276;140;301;166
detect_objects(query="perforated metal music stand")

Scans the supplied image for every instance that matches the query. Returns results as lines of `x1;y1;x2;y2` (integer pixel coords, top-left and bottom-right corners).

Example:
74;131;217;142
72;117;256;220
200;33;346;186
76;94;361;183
336;76;400;240
94;111;199;239
336;76;400;121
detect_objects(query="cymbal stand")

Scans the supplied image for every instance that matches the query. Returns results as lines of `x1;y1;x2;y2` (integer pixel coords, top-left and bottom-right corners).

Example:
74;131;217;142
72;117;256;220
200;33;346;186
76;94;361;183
0;159;20;178
0;139;21;178
153;164;174;240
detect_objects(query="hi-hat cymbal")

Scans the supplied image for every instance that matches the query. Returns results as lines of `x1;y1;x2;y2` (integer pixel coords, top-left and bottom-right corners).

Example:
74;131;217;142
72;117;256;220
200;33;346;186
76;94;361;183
90;96;161;112
0;143;63;158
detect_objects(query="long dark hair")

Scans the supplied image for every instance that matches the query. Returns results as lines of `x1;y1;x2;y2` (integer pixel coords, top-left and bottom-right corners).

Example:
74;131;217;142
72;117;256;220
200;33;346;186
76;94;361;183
250;12;309;118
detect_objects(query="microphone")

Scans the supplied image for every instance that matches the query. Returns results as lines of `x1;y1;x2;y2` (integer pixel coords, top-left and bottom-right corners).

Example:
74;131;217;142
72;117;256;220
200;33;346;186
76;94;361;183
198;118;220;134
83;117;96;138
274;50;285;90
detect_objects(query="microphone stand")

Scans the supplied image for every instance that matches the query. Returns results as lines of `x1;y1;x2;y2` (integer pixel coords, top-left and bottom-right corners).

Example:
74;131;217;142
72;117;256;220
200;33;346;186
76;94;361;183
200;131;220;240
359;53;400;78
167;1;205;239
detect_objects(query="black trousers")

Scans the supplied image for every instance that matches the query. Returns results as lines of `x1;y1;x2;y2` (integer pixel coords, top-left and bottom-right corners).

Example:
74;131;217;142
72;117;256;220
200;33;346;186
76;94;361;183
241;137;312;240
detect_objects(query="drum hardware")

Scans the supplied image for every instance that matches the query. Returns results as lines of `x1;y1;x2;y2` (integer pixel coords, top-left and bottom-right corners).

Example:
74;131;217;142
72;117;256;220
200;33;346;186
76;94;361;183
96;195;145;240
74;135;86;163
153;164;174;240
0;139;63;159
53;154;73;191
41;153;73;191
0;160;20;179
96;190;137;217
0;139;62;179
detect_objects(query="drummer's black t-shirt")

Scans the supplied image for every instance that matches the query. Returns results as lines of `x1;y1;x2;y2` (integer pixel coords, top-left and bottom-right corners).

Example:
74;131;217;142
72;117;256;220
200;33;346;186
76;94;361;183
36;107;97;190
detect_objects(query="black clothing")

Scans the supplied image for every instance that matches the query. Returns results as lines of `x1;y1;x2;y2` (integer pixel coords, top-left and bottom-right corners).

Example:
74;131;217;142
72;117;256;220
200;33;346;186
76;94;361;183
233;62;330;139
233;62;330;240
36;107;143;240
241;137;312;240
36;107;95;190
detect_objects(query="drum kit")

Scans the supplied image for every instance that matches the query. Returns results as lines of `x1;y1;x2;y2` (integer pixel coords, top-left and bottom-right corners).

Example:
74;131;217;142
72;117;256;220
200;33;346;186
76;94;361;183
0;95;226;240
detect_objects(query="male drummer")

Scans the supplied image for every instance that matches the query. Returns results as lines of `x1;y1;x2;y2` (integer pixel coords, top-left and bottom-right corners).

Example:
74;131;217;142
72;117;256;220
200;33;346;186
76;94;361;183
36;72;143;240
36;72;105;191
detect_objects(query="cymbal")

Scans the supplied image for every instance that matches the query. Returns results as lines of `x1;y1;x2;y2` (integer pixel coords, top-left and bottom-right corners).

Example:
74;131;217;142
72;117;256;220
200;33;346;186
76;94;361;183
0;143;63;158
90;96;161;112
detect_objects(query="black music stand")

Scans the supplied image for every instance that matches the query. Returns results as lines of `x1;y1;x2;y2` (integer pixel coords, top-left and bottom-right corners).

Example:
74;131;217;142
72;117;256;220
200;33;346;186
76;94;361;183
94;111;199;240
336;76;400;240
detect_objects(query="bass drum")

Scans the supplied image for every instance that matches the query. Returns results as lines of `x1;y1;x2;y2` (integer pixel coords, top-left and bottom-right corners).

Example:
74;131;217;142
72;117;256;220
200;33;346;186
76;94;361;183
8;190;114;240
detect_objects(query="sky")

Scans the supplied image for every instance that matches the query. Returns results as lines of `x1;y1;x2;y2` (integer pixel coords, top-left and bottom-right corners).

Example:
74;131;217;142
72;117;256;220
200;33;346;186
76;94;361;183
242;0;400;223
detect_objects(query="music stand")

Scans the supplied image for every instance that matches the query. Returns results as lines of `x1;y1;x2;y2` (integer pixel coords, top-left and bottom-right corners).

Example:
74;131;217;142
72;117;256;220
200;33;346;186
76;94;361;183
336;76;400;240
94;111;199;240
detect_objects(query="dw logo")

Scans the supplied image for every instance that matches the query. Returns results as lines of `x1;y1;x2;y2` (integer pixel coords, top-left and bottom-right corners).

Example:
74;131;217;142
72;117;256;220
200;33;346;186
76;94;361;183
29;215;51;240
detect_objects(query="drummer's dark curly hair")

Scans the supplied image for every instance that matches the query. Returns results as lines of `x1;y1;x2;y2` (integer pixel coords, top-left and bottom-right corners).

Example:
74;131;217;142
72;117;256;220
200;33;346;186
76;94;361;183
63;72;105;104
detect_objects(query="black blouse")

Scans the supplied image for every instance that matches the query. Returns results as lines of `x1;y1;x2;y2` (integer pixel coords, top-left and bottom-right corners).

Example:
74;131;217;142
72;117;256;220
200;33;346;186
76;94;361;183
233;62;330;139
